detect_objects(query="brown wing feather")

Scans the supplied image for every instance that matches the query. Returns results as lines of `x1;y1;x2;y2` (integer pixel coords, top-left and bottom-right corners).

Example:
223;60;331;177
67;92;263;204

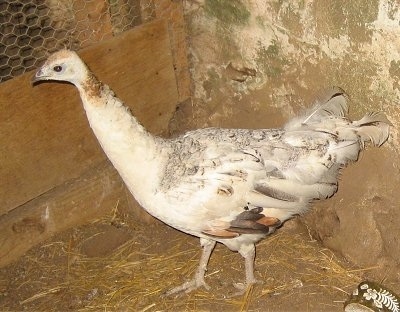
202;207;281;239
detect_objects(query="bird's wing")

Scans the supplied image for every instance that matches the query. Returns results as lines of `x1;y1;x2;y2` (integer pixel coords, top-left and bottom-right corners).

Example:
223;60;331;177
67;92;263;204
162;138;270;202
160;131;327;237
160;143;278;237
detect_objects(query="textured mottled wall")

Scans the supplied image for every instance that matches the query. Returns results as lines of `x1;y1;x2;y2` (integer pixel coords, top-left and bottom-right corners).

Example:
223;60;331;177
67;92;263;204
184;0;400;282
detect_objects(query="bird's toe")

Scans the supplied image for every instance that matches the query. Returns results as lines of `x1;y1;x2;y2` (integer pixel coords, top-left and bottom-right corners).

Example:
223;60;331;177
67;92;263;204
230;278;261;297
164;277;210;297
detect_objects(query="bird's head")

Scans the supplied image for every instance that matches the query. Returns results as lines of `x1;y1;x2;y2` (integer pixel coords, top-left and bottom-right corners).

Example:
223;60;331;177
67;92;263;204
32;50;88;86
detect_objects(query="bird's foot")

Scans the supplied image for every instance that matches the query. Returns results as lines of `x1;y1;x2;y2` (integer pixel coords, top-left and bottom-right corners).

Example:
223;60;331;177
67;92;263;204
230;278;261;297
164;277;210;297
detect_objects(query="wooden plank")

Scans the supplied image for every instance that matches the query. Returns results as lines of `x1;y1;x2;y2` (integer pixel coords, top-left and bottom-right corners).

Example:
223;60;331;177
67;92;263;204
0;19;179;215
155;0;191;102
0;161;125;268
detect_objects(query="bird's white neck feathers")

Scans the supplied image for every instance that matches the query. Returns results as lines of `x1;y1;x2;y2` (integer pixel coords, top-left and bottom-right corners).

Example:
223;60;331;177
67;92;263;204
76;70;163;205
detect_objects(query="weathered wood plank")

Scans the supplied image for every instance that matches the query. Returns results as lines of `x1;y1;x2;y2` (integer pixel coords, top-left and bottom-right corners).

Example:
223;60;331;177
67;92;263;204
155;0;191;102
0;161;125;268
0;19;179;215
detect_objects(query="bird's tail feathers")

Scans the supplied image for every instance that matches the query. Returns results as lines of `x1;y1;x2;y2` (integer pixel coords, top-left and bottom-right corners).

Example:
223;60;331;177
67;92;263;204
285;87;390;148
352;112;391;147
329;112;390;164
285;86;348;130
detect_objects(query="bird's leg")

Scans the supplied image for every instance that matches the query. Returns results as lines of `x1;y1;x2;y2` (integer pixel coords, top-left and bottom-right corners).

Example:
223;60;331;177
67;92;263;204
165;238;216;296
243;245;257;285
232;244;258;295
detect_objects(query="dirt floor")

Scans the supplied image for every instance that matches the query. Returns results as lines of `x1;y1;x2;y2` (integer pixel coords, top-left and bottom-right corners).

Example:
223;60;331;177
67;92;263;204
0;199;388;312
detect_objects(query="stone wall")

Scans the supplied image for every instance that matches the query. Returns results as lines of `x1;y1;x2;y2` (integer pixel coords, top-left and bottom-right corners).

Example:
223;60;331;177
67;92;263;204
183;0;400;283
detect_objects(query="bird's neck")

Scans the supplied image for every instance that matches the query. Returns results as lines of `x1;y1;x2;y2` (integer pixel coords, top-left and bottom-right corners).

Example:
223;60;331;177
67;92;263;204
76;74;164;203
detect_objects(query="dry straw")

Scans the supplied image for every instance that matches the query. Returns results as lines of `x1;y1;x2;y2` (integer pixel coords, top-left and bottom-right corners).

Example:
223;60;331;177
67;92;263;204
7;205;374;311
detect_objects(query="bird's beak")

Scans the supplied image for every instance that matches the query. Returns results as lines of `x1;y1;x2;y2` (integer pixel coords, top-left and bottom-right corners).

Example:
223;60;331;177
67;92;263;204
31;68;46;85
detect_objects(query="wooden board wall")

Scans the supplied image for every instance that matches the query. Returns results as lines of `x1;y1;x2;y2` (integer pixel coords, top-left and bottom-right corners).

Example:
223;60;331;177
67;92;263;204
0;18;182;267
155;0;191;102
0;19;179;216
0;162;125;267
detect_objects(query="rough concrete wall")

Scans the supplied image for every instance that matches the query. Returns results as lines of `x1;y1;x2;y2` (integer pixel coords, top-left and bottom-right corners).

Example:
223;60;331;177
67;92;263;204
182;0;400;283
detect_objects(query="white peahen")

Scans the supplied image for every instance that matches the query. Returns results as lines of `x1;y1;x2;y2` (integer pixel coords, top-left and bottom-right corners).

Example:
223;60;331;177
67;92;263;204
33;50;390;295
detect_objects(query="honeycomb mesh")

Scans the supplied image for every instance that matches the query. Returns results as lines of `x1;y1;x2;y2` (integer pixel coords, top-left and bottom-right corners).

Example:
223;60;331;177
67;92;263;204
0;0;154;83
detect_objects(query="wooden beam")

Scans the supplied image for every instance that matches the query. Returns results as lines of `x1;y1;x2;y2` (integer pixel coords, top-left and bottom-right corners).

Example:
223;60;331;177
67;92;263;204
0;19;179;215
0;161;125;268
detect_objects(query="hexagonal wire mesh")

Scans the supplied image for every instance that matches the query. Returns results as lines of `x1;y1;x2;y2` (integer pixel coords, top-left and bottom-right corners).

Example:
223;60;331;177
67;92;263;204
0;0;155;83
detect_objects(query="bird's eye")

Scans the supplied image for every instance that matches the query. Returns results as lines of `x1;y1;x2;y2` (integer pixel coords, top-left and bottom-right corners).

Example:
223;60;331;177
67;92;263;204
53;65;62;72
